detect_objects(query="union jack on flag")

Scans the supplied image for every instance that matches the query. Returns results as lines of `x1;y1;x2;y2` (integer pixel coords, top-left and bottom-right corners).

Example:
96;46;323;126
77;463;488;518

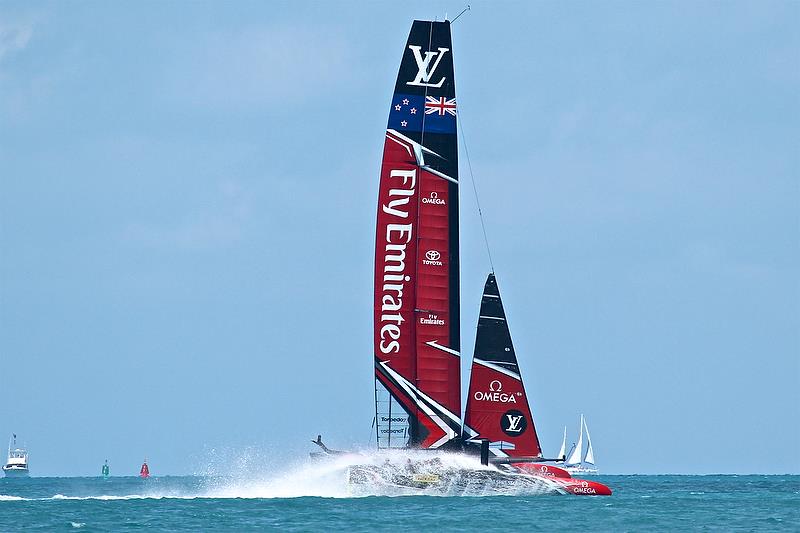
425;96;457;117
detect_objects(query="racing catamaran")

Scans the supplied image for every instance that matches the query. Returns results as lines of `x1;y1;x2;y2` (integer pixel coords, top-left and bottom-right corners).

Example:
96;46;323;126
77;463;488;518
325;18;610;496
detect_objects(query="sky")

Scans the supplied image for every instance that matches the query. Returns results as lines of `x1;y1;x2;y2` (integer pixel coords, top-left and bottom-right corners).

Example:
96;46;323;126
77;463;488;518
0;1;797;476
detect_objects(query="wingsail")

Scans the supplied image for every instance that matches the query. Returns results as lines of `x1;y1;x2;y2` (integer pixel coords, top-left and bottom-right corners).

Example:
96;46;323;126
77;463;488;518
374;20;461;450
463;273;542;458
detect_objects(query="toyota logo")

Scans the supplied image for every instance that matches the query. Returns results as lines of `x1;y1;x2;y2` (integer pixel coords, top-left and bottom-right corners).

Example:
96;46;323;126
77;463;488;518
426;250;441;261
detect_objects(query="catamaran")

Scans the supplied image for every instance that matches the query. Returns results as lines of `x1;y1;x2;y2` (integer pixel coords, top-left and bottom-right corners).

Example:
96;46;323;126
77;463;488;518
318;18;610;497
3;434;29;478
563;415;599;474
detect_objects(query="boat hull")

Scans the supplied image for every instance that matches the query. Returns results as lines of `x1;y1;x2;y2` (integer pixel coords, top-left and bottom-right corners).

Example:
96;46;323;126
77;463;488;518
565;465;599;475
512;463;572;479
551;477;612;496
348;463;565;496
2;467;30;478
346;458;611;496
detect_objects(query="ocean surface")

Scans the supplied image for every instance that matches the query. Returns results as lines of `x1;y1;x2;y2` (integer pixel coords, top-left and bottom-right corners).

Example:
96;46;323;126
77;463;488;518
1;473;798;531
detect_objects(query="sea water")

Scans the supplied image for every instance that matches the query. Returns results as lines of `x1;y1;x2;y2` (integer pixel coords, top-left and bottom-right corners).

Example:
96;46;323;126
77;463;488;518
1;471;797;531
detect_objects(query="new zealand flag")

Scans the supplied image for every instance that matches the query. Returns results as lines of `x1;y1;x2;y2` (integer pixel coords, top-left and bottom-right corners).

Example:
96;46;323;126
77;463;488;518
388;93;456;134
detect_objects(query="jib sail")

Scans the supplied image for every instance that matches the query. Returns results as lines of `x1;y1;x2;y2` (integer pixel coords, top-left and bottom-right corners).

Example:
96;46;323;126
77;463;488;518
374;20;461;450
463;273;542;457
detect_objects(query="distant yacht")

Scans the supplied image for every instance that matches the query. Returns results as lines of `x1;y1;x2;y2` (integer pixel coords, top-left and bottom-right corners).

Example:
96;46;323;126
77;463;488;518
562;415;599;475
3;434;29;478
102;459;110;479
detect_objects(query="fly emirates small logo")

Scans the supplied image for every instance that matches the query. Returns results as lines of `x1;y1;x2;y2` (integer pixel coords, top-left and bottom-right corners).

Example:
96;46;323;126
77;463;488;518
473;380;521;404
379;169;416;355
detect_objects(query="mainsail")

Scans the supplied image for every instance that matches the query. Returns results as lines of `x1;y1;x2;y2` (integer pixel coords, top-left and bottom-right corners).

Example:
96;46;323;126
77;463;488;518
374;20;461;450
583;417;595;465
463;273;542;457
557;426;567;460
565;415;584;466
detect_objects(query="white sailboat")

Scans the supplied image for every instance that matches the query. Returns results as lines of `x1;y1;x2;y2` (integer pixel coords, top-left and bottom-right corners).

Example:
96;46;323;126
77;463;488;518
3;434;29;478
562;415;598;475
556;426;567;460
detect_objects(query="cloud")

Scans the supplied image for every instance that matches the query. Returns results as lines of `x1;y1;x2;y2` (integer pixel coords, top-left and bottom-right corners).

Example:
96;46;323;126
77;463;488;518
0;22;32;61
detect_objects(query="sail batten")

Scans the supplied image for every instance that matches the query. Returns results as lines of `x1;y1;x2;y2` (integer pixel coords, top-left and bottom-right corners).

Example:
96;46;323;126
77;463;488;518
374;20;460;450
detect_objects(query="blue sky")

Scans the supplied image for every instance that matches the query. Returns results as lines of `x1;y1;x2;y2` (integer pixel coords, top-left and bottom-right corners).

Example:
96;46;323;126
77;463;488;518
1;1;797;476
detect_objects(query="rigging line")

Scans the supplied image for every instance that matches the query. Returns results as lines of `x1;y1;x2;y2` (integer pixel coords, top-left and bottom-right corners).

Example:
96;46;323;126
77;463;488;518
373;364;380;448
451;5;471;24
369;416;377;450
458;110;495;274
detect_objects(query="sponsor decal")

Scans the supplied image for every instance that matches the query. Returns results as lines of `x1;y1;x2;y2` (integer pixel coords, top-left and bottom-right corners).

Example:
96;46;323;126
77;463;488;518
423;250;443;266
572;481;597;495
381;429;406;434
420;313;445;326
421;191;446;205
406;45;449;88
500;409;528;436
378;169;417;355
381;417;407;423
473;380;521;404
538;465;556;477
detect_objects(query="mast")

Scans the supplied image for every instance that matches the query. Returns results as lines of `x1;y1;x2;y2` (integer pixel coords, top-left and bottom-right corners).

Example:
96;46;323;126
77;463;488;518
463;273;543;457
374;20;461;450
566;415;584;466
583;417;595;465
